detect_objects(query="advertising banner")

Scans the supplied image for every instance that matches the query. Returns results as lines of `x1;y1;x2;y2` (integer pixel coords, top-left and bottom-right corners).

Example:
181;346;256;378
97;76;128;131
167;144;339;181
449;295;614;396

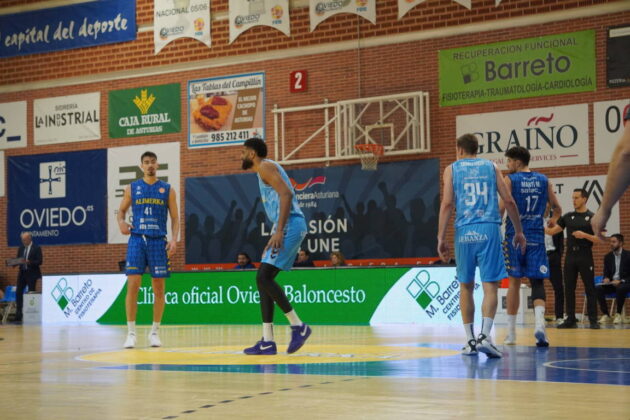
42;274;127;323
188;72;265;148
154;0;211;54
456;104;589;169
0;0;136;58
593;99;630;164
185;159;439;265
607;26;630;88
439;30;596;106
34;92;101;145
229;0;290;43
550;175;620;237
310;0;376;32
0;101;27;149
7;150;107;246
42;267;482;325
107;142;181;244
108;83;181;138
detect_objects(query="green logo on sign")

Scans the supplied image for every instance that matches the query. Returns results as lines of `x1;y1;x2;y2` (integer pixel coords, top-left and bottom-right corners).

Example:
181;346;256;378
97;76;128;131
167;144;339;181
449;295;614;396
108;83;181;138
51;278;74;310
406;270;439;310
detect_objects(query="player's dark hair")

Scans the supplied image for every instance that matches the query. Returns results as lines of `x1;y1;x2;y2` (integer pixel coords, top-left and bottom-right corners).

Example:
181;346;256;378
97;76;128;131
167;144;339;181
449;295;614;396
573;188;589;199
244;138;267;158
301;249;310;256
456;133;479;155
141;151;157;162
237;252;252;264
505;146;530;166
611;233;624;243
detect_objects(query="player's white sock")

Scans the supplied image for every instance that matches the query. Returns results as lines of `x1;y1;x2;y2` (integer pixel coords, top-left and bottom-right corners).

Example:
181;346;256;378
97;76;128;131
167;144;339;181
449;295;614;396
507;314;516;335
285;310;302;327
263;323;274;342
127;321;136;335
481;317;494;337
151;322;160;335
534;306;545;327
464;323;475;341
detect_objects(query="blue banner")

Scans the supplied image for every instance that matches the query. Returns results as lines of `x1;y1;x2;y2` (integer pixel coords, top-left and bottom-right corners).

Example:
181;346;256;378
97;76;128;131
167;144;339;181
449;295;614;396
0;0;136;58
8;150;107;246
185;159;440;264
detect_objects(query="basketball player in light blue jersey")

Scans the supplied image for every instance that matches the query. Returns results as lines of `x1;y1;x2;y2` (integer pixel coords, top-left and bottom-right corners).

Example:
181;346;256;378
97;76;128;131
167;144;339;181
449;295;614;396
438;134;526;358
240;138;311;355
501;146;562;347
118;151;179;349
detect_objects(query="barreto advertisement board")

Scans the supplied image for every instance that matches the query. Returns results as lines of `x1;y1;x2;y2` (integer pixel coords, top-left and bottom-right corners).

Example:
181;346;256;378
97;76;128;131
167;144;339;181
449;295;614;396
42;267;483;325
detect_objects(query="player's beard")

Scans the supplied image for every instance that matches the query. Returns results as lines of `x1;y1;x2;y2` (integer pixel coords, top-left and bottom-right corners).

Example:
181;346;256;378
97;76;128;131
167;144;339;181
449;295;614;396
241;158;254;170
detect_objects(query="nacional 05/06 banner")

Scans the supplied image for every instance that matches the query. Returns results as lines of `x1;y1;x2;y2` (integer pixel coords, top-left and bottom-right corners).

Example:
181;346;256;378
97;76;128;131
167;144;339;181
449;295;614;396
185;159;439;265
42;267;484;325
439;30;596;106
7;150;107;246
108;83;181;138
0;0;136;58
188;72;265;148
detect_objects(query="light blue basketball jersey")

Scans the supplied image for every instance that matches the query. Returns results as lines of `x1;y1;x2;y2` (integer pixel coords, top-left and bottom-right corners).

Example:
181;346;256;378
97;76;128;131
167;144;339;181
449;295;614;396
130;179;170;237
258;159;304;225
505;171;548;241
452;158;500;228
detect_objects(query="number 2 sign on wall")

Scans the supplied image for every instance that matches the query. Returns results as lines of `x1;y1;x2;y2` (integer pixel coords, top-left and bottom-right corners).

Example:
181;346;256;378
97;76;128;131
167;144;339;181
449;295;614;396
290;70;308;93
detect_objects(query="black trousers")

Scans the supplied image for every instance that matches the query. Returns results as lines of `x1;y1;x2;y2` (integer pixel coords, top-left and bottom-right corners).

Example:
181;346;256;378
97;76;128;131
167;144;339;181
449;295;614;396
596;282;630;315
564;250;596;323
547;250;564;319
16;271;37;320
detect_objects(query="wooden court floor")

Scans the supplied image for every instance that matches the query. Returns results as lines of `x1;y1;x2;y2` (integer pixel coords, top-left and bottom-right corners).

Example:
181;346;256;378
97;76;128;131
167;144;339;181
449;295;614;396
0;323;628;419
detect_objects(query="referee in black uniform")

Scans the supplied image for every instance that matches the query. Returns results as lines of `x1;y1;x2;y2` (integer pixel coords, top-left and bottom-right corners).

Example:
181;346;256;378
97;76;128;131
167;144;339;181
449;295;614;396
547;188;601;329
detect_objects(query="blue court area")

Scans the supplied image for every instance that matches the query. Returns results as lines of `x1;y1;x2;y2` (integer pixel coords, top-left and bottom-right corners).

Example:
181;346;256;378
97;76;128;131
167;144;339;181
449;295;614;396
101;344;630;386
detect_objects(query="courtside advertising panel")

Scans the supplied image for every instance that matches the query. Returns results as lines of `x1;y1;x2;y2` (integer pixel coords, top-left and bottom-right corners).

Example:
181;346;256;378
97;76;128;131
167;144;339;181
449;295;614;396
439;30;596;106
7;149;107;246
456;104;589;168
42;274;126;323
42;268;482;325
188;72;265;148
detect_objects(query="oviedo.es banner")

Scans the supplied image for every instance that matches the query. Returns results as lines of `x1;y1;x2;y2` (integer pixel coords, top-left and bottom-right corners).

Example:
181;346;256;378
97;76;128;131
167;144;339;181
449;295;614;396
41;267;483;325
7;149;107;246
439;30;596;106
185;159;440;265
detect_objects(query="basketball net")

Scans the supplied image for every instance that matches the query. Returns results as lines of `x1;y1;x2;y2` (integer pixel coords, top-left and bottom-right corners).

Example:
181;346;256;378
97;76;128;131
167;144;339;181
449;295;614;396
355;144;384;171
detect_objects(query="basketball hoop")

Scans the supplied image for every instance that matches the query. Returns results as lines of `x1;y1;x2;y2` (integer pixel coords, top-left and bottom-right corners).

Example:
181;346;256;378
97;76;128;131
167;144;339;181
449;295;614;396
355;144;384;171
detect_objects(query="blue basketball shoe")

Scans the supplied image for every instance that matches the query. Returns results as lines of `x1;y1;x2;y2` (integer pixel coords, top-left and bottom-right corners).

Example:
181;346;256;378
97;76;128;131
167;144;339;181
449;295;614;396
244;339;277;355
287;324;312;354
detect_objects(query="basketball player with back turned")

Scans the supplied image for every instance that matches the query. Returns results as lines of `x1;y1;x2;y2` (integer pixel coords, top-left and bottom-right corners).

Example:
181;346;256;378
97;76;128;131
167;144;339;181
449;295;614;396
438;134;526;358
118;151;179;349
240;138;312;355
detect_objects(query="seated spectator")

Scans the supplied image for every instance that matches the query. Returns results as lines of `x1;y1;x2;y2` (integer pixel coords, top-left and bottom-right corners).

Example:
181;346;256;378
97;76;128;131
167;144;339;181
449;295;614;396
294;250;315;267
234;252;255;269
330;251;346;267
597;234;630;324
